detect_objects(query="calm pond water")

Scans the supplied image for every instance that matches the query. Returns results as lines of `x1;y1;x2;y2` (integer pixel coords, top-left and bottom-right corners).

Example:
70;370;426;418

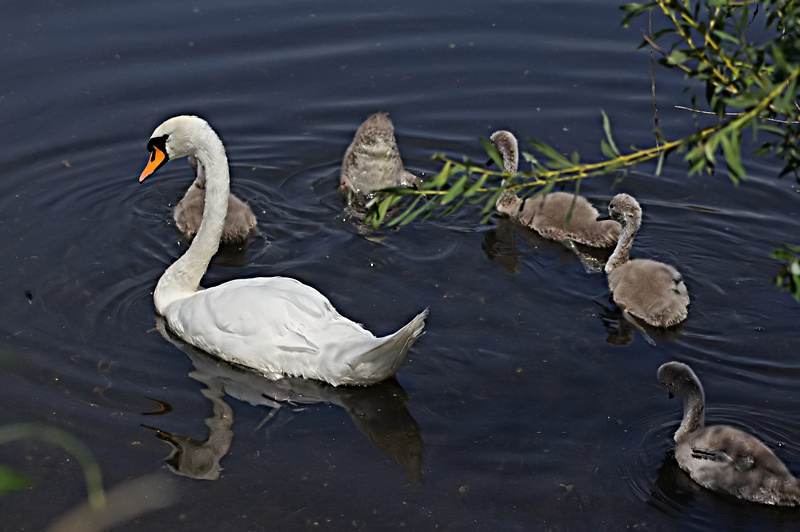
1;0;799;530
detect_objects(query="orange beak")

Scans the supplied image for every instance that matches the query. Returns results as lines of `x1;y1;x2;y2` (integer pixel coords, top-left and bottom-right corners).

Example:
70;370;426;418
139;146;168;182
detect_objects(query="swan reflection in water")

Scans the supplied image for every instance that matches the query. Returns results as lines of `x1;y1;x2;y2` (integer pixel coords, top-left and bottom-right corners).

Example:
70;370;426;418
143;317;424;482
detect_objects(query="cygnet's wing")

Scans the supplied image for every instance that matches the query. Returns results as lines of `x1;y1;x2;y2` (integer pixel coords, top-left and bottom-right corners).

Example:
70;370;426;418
680;424;797;502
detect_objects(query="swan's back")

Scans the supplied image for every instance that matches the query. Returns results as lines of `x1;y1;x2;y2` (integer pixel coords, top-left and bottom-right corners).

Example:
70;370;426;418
162;277;427;385
518;191;620;247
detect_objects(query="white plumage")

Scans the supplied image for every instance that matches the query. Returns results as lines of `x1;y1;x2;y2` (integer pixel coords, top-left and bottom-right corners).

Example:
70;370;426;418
139;115;427;386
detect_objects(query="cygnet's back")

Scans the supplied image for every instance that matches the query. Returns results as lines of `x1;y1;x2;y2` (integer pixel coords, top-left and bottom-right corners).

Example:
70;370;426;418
173;155;257;244
490;130;620;247
340;112;417;201
658;361;800;506
601;194;689;327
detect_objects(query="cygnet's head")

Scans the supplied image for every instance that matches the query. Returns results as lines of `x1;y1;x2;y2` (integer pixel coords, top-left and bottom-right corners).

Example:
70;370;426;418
489;130;519;173
140;115;218;182
598;193;642;229
657;361;701;399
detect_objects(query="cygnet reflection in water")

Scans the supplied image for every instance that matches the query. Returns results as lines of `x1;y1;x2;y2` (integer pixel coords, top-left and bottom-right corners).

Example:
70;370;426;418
482;216;612;275
143;318;424;482
596;299;684;347
657;361;800;506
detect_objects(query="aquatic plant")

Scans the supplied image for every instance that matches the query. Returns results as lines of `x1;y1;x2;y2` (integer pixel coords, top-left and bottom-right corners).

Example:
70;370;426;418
0;423;105;508
365;0;800;299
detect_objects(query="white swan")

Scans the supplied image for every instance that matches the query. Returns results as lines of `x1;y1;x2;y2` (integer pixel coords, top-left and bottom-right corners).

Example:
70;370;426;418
340;112;417;201
173;155;257;244
598;193;689;327
490;130;621;247
139;115;428;386
658;361;800;505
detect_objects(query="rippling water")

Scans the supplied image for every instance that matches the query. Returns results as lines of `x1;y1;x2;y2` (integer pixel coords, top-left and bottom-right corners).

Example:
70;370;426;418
1;0;799;530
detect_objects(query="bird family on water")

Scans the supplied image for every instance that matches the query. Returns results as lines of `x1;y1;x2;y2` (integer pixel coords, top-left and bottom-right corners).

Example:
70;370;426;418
138;113;797;506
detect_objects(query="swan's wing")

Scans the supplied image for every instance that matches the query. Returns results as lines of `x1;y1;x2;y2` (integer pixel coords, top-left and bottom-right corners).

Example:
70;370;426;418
162;277;381;379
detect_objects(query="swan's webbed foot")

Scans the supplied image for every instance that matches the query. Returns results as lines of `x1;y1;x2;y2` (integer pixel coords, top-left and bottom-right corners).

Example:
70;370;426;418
692;448;755;472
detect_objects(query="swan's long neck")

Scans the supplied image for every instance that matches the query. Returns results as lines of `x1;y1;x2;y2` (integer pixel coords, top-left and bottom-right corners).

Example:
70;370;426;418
154;130;229;313
604;216;639;273
675;381;705;444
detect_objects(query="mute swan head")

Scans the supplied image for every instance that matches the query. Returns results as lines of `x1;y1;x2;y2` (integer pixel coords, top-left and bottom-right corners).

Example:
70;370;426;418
140;116;221;182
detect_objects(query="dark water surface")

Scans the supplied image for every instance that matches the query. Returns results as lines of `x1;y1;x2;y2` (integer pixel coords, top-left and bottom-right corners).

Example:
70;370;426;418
1;0;799;530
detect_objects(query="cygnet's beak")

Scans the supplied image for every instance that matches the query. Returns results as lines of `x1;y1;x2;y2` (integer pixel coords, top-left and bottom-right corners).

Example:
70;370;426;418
596;211;611;222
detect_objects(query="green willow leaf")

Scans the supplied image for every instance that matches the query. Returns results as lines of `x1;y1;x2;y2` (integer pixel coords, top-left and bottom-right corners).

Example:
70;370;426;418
527;139;573;169
441;175;468;205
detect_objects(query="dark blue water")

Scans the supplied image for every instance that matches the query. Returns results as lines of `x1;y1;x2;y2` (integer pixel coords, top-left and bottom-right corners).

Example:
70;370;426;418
1;0;799;530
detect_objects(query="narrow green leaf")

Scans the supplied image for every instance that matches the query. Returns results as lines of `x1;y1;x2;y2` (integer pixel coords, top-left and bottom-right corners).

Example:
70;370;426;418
387;196;422;227
601;110;621;157
441;175;468;205
480;138;504;170
464;174;488;198
431;161;452;188
719;132;745;183
600;139;616;160
526;138;573;169
655;150;665;176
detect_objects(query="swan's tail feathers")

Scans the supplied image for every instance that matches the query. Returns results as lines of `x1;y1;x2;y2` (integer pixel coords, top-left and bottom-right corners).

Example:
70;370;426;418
350;308;428;385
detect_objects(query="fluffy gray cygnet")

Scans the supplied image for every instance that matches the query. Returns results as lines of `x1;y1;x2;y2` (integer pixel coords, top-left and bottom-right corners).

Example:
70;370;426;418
173;155;257;244
490;130;620;247
658;361;800;506
598;193;689;327
340;112;417;202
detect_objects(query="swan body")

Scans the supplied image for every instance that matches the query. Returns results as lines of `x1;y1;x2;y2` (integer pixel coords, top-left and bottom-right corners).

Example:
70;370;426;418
658;361;800;506
139;115;427;386
490;130;620;247
173;155;257;243
340;112;417;201
599;193;689;327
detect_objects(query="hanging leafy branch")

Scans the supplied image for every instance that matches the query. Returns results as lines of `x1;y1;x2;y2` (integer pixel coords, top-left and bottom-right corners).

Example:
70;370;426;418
772;244;800;301
365;0;800;299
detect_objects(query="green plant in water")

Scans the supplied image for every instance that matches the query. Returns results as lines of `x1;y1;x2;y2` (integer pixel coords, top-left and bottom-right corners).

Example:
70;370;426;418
0;423;105;508
772;244;800;301
365;0;800;299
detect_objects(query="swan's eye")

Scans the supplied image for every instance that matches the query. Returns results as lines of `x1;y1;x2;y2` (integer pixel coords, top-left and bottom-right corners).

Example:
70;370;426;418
146;134;169;156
